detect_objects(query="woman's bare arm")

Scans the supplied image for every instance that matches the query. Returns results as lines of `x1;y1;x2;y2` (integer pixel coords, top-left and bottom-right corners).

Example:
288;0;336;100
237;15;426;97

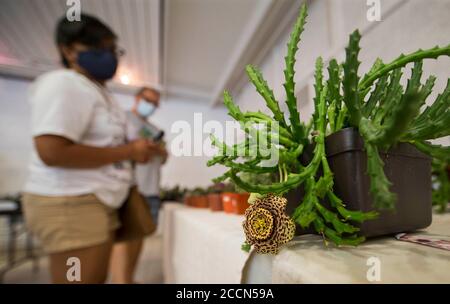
34;135;155;168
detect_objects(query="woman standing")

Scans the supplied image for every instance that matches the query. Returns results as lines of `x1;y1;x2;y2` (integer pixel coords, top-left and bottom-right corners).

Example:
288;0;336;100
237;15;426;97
22;14;160;283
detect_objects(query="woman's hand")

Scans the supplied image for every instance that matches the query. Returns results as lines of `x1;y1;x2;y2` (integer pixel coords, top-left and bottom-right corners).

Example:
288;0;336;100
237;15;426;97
156;143;168;164
129;139;168;164
129;138;153;163
149;140;169;164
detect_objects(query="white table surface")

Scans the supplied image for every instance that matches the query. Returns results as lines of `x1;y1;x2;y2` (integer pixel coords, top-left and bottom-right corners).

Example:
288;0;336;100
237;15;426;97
162;202;450;284
162;202;248;283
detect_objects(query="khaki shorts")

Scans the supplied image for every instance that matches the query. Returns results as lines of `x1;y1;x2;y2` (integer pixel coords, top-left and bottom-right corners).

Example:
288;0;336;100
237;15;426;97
22;193;120;254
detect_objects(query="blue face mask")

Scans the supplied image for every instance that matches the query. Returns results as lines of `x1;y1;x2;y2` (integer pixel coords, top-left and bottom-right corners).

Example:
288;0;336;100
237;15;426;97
77;50;118;80
137;101;156;118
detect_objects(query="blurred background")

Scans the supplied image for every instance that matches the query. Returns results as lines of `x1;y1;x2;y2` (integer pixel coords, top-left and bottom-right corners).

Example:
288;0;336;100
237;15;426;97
0;0;449;193
0;0;449;283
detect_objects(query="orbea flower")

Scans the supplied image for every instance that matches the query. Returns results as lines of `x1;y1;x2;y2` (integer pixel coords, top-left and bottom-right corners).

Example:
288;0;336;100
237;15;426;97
243;194;295;254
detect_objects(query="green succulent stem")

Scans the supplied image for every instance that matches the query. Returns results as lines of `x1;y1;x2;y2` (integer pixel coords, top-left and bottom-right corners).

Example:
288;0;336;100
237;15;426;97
359;45;450;92
343;30;362;127
283;3;308;142
246;65;288;129
209;4;449;250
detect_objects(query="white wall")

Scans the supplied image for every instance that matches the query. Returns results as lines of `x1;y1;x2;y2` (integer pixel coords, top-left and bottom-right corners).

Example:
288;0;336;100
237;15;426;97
0;77;33;195
113;92;231;189
0;76;230;194
235;0;450;145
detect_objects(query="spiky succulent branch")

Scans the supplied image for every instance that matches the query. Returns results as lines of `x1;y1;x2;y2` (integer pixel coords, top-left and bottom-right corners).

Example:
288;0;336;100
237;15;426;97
341;30;450;209
291;80;378;245
284;4;308;143
208;3;450;248
359;45;450;92
326;59;344;133
431;158;449;213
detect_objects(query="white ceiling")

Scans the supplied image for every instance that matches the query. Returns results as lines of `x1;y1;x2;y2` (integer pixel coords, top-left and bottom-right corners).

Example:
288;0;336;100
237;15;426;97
165;0;259;95
0;0;300;103
0;0;161;90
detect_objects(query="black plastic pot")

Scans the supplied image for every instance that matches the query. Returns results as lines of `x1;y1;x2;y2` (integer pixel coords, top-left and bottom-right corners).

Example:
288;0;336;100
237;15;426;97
286;127;432;238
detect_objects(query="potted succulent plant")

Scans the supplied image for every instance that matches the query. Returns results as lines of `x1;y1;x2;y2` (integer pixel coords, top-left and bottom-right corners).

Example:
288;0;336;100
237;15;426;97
184;187;208;208
232;192;250;215
208;4;450;253
183;189;193;206
207;183;225;212
160;185;187;202
190;187;209;208
218;182;252;215
221;183;238;214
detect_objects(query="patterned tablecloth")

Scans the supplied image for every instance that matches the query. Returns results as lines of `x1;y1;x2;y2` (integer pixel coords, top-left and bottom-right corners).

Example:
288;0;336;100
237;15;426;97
266;213;450;283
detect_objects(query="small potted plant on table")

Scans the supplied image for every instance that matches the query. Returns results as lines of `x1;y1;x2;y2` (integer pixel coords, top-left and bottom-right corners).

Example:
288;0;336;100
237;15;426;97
207;183;224;212
221;183;238;214
160;185;186;202
184;187;208;208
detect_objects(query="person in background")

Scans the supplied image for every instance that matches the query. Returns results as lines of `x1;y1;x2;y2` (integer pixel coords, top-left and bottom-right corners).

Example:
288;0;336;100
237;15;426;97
109;87;167;284
22;14;162;283
126;87;167;224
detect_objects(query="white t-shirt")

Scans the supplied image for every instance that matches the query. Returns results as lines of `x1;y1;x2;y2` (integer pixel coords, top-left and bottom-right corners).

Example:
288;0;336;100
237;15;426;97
24;69;132;208
126;112;162;196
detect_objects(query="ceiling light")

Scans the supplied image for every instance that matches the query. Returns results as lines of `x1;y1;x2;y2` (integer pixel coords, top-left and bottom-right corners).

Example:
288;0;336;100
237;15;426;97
120;74;131;85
